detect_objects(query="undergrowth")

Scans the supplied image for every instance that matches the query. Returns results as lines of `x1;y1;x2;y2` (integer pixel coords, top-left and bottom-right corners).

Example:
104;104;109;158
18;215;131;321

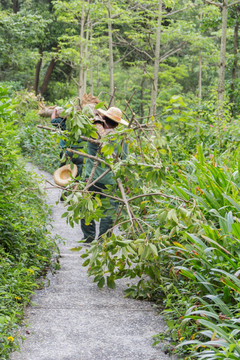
0;86;59;359
11;90;240;359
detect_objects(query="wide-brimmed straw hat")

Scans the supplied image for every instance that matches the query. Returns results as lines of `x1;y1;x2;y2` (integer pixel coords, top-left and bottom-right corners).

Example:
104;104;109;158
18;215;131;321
53;164;78;187
97;107;129;126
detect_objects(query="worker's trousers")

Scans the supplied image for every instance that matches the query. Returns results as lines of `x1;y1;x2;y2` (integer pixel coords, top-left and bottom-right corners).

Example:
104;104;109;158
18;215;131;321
80;183;117;243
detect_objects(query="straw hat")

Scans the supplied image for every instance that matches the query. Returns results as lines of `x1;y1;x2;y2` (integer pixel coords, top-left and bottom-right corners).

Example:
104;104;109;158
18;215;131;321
53;164;78;187
97;107;129;126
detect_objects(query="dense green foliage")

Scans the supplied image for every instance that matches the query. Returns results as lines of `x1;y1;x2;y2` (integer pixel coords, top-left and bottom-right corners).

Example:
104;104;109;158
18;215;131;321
0;86;58;359
16;91;60;174
0;0;239;113
1;0;240;359
42;93;238;359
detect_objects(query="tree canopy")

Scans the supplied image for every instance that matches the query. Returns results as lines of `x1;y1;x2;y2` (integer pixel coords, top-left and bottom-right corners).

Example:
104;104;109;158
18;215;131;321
1;1;240;359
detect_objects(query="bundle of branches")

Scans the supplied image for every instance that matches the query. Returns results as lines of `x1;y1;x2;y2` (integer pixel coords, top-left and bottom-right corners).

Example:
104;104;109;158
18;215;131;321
38;93;100;118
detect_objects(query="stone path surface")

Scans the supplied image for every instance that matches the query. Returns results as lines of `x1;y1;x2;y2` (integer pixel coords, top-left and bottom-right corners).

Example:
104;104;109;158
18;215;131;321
10;164;173;360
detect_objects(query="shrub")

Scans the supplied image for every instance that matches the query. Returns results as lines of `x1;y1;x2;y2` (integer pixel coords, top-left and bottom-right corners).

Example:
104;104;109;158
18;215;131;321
0;85;58;359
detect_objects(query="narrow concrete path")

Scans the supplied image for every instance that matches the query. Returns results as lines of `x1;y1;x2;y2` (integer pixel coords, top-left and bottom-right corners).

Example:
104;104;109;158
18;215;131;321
10;164;173;360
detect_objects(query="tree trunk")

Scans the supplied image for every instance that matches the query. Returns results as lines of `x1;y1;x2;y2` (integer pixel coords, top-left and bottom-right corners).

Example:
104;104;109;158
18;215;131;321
83;16;90;96
140;73;145;119
198;51;202;104
39;58;56;96
217;0;228;121
230;16;239;109
97;40;100;90
12;0;20;13
198;11;202;105
150;0;162;118
78;0;85;100
34;48;43;95
108;0;115;103
89;24;94;95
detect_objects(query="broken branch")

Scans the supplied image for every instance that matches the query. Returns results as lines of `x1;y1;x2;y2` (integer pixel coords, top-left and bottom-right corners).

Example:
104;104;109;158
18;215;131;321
117;178;133;226
66;148;111;168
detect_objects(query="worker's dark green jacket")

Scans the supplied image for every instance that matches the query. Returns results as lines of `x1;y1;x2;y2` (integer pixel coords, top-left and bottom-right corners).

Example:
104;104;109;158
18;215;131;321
51;117;67;148
51;117;85;176
84;138;128;185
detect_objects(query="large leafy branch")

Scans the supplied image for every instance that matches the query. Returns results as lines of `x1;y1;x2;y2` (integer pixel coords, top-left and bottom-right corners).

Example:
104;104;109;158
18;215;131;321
37;102;191;239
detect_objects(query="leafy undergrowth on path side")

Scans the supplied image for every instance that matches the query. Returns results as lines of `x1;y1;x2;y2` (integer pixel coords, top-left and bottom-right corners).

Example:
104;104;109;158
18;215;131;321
0;86;59;359
77;99;240;359
16;91;240;359
156;146;240;359
15;90;60;174
80;147;240;359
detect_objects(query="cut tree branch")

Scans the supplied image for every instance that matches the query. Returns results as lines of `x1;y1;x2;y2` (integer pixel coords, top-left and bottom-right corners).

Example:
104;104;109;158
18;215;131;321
37;124;61;132
45;179;122;202
117;178;133;226
129;208;144;233
85;160;100;187
66;148;111;167
124;102;160;154
37;125;101;144
84;168;111;191
128;192;191;204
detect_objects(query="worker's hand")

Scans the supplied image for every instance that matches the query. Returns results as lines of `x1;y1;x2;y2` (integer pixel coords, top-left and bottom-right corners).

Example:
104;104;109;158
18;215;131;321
51;108;58;120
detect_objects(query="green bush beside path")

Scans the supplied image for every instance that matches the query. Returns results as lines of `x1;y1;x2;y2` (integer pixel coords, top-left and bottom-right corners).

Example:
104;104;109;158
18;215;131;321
0;86;58;359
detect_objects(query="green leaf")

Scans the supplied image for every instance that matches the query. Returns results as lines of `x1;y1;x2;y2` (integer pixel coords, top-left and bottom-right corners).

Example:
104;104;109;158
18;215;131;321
197;319;231;342
97;276;105;288
107;276;116;289
167;209;178;223
223;194;240;213
149;243;158;256
82;258;90;266
70;246;82;251
204;295;232;317
95;102;106;109
197;144;205;165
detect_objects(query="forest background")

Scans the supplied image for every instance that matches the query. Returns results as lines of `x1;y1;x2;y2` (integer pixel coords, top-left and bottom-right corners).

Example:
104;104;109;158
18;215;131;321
1;0;240;359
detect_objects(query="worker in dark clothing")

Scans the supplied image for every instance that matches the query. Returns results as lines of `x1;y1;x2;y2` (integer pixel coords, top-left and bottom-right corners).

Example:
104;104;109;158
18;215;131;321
51;108;84;177
81;107;128;243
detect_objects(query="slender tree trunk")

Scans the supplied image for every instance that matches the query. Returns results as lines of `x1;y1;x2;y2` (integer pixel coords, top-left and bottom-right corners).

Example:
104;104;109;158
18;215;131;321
108;0;114;103
39;58;56;96
89;24;94;95
34;48;43;95
97;40;100;90
198;51;202;104
230;16;239;109
198;11;202;105
83;18;90;95
140;74;145;119
78;0;85;99
150;0;162;118
217;0;228;121
12;0;20;13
